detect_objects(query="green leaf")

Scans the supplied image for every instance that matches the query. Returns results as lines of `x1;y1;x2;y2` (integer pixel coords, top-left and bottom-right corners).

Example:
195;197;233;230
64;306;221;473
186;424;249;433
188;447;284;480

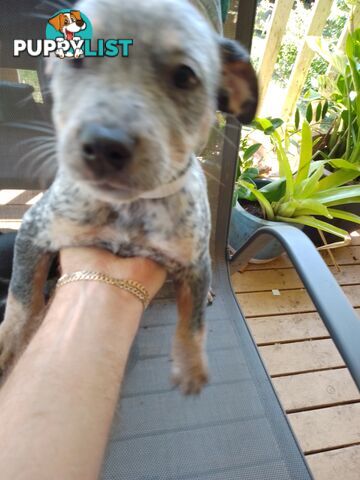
316;102;322;122
327;208;360;225
242;167;259;179
272;130;294;199
237;179;274;220
324;196;360;207
258;178;287;202
322;100;329;119
295;163;325;198
252;117;273;132
243;143;261;161
235;186;253;201
306;103;313;123
317;169;360;191
295;108;300;130
345;31;355;62
275;199;298;217
295;121;313;185
293;199;332;218
309;160;329;173
275;215;349;239
329;159;360;172
270;118;284;130
329;117;341;151
241;176;256;185
312;185;360;204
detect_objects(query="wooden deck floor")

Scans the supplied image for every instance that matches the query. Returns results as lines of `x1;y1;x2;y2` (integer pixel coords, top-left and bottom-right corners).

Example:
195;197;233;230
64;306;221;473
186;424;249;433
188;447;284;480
1;189;360;478
231;232;360;479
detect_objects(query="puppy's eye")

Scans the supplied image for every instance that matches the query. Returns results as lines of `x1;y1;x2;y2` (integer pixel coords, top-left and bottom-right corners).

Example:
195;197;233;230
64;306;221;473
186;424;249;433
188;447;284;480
173;65;199;89
64;18;69;25
71;58;84;69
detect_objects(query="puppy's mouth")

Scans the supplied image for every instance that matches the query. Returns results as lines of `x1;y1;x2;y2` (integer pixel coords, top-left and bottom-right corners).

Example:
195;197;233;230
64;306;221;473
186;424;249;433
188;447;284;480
64;29;74;41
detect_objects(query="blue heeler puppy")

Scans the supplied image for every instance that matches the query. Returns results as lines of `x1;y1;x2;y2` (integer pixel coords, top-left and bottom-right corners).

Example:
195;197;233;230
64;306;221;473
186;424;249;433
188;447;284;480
0;0;257;394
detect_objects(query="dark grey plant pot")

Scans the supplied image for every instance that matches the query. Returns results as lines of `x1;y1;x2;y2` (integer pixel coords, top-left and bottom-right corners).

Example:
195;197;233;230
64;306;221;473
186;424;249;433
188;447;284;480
229;202;302;262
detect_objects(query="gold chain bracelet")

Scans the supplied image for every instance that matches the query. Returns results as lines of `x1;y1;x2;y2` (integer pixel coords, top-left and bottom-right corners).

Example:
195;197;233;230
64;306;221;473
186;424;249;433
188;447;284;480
56;271;150;309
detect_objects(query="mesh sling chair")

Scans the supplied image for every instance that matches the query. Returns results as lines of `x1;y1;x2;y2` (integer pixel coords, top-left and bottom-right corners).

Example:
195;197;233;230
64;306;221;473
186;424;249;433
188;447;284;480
1;1;360;479
0;1;56;190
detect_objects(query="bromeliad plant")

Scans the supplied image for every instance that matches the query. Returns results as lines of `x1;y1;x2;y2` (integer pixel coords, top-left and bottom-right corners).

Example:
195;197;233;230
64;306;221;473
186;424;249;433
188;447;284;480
302;27;360;175
234;116;284;202
236;119;360;239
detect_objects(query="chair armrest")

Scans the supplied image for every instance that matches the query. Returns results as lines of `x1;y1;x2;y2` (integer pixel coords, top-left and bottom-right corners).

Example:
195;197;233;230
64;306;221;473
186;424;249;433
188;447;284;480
231;224;360;390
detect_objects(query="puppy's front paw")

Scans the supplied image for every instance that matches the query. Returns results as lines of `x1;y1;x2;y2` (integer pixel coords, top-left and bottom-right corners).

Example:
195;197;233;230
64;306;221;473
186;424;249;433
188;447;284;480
207;289;215;305
171;360;209;395
171;349;209;395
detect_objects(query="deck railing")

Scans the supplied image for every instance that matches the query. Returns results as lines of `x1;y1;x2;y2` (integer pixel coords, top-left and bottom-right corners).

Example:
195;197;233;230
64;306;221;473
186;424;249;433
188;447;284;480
256;0;360;120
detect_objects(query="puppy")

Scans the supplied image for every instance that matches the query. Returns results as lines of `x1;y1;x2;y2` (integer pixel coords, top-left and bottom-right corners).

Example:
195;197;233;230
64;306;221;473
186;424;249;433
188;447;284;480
48;10;87;58
0;0;257;394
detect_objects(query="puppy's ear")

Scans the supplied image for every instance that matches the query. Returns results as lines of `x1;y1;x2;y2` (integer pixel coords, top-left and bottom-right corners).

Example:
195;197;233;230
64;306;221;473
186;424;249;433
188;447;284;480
48;13;64;32
217;38;258;124
71;10;82;21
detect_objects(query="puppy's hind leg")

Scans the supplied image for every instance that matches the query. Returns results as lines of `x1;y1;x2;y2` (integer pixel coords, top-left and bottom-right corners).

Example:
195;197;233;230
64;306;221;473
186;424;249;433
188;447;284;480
171;260;211;395
0;233;52;376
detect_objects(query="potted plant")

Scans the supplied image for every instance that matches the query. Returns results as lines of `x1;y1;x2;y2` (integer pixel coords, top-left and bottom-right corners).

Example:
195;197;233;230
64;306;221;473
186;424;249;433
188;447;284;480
296;27;360;242
304;28;360;169
229;119;360;261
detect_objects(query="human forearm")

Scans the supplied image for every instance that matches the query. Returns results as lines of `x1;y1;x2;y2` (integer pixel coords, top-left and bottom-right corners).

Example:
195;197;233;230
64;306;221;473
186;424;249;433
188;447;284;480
0;250;166;480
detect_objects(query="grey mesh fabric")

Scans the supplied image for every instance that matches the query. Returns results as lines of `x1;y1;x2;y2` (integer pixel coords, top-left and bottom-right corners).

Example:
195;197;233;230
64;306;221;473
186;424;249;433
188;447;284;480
101;293;313;479
100;126;313;479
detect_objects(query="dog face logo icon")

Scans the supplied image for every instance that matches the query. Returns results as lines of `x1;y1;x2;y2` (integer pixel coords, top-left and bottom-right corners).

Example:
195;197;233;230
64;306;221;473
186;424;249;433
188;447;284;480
46;10;92;58
48;11;87;42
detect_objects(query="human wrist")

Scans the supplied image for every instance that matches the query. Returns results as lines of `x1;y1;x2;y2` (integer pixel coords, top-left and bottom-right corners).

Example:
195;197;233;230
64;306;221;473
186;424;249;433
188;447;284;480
59;247;167;301
54;278;143;317
57;271;150;309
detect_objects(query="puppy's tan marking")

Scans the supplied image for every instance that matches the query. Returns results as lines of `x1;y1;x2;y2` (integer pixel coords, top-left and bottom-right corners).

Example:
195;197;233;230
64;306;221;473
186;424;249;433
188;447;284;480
49;218;117;248
0;254;51;374
172;282;208;395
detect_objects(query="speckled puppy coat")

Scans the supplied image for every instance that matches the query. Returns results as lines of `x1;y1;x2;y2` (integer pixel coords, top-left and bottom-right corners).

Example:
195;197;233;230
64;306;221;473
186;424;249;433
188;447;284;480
0;0;257;394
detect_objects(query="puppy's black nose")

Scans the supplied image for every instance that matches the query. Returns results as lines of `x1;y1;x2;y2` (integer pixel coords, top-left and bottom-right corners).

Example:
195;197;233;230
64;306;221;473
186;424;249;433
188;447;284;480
80;124;134;174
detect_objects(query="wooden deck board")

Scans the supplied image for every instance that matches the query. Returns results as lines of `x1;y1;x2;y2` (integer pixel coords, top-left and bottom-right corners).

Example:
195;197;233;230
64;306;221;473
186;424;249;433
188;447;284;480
236;284;360;317
307;445;360;480
259;339;345;376
273;369;360;412
289;403;360;453
247;312;330;344
246;307;359;346
235;245;360;270
232;264;360;292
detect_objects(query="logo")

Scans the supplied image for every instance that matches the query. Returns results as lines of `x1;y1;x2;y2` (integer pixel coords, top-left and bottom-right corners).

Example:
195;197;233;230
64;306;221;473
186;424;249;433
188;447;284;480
14;10;133;59
46;10;92;58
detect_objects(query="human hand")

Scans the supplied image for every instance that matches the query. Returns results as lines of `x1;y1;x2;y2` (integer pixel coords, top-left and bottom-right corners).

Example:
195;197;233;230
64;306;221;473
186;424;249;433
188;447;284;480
60;247;167;302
